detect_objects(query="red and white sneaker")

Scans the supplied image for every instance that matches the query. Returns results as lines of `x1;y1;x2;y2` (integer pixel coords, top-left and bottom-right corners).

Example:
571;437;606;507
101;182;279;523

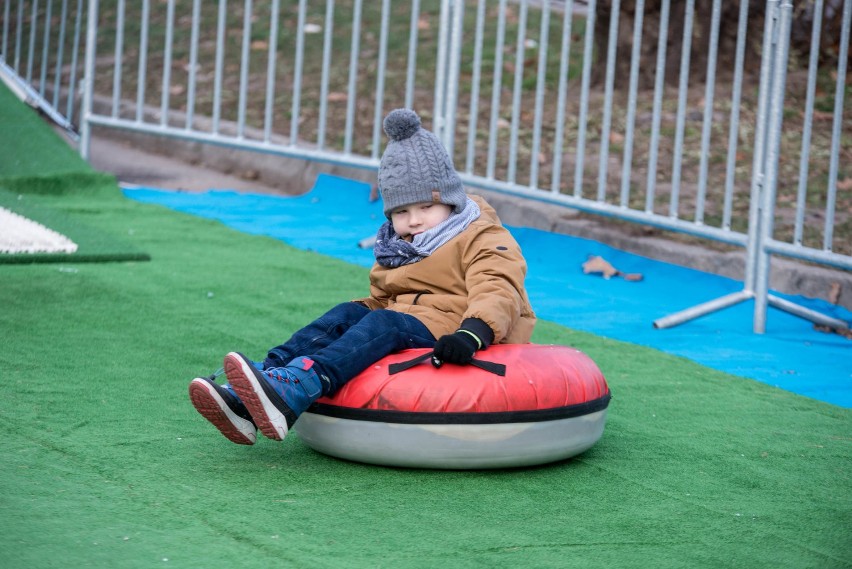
189;376;257;445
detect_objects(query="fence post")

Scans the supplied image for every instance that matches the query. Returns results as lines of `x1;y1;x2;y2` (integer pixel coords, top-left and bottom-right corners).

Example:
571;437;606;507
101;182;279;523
752;0;792;333
79;0;98;160
432;0;464;154
432;0;451;141
442;0;464;158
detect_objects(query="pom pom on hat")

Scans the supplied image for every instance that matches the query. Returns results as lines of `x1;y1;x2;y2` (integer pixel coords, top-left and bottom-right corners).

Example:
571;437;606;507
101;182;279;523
378;108;466;218
383;109;421;141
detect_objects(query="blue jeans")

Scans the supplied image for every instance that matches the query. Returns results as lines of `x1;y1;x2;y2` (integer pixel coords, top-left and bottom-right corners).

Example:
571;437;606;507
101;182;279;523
263;302;436;395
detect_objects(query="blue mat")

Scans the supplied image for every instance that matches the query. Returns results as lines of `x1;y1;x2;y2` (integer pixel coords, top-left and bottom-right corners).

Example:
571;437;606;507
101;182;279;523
125;174;852;408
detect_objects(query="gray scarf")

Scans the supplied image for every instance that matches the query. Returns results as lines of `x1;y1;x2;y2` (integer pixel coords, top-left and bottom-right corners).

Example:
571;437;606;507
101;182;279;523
374;197;481;268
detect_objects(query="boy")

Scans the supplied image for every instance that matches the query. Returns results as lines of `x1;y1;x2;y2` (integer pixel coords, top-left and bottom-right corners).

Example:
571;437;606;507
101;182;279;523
189;108;536;445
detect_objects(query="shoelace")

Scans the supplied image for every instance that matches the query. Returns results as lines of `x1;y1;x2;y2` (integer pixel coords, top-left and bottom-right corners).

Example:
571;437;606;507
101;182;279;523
205;367;225;381
205;361;263;382
265;367;300;384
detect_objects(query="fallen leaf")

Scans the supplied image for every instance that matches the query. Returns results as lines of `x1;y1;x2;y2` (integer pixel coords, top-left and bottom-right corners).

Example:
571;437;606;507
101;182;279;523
582;255;643;282
828;282;841;305
582;256;619;279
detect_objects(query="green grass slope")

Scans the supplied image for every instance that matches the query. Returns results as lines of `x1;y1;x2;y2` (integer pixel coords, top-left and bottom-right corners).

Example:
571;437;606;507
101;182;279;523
0;187;150;263
0;83;148;263
0;82;95;182
1;188;850;569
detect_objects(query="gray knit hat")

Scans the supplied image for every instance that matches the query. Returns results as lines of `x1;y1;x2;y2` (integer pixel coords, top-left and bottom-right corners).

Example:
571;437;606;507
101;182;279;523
378;108;466;218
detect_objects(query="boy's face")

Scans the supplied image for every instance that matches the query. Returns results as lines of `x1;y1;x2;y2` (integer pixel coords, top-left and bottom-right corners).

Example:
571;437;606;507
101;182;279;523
390;201;453;241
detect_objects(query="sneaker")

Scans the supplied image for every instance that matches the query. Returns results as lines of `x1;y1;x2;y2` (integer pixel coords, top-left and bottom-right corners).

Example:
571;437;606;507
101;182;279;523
189;376;257;445
224;352;323;441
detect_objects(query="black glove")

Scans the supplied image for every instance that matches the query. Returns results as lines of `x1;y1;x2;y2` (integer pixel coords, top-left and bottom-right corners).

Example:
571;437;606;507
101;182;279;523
432;331;481;366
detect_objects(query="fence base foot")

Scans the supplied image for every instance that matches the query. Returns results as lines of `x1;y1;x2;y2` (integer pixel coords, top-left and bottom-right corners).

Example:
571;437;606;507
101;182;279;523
653;291;754;329
767;294;850;331
654;290;851;333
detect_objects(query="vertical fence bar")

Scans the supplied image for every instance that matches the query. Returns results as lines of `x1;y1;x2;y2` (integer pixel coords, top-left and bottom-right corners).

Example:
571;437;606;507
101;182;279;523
793;0;824;246
754;0;792;333
160;0;176;127
135;0;150;123
432;0;448;133
212;0;227;134
669;0;695;218
14;0;23;72
486;0;507;180
528;0;550;189
442;0;464;157
51;0;68;109
2;0;9;63
550;0;575;194
506;0;528;184
695;0;722;224
111;0;124;117
721;0;750;231
619;0;645;208
262;0;280;142
744;0;779;293
645;0;670;211
65;0;82;122
317;0;333;149
464;0;487;174
433;0;450;138
371;0;390;159
573;0;596;197
822;0;850;252
185;0;200;130
290;0;307;145
236;0;253;139
79;0;98;159
343;0;362;154
404;0;420;110
596;0;620;202
26;0;38;83
38;0;52;95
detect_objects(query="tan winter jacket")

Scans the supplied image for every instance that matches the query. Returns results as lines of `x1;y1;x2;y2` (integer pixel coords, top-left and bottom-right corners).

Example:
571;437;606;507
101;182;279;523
355;195;536;343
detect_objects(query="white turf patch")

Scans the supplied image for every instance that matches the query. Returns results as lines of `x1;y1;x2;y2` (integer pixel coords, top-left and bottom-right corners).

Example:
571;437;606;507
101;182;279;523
0;207;78;254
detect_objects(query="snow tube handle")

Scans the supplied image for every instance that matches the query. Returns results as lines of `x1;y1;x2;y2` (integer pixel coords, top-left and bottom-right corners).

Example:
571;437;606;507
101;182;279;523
388;351;507;377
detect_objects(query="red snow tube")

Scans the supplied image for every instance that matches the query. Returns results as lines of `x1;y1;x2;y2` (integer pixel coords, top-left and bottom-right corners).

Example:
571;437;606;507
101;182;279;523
295;344;611;469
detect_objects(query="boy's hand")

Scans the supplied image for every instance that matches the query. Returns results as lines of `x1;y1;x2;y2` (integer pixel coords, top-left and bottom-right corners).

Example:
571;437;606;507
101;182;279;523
433;331;480;366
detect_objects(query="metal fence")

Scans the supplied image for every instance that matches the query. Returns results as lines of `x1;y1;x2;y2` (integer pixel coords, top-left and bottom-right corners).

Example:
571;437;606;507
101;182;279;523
1;0;850;333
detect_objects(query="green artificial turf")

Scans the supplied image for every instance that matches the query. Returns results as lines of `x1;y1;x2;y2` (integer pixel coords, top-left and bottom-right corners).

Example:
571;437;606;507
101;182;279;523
0;82;149;264
1;188;850;569
0;81;94;182
0;187;151;264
